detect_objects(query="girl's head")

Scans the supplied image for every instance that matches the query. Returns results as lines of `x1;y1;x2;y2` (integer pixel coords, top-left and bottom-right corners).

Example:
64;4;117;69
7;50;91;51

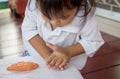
36;0;95;26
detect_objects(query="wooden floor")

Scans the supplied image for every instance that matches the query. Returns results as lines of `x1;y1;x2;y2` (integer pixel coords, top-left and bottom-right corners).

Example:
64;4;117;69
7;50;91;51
0;9;23;59
0;9;120;79
81;33;120;79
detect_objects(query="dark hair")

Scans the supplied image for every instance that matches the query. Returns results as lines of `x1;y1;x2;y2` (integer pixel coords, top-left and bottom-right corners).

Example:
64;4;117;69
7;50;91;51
36;0;96;19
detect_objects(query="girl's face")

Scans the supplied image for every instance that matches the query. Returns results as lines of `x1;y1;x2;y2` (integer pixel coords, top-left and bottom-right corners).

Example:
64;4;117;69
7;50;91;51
41;8;77;27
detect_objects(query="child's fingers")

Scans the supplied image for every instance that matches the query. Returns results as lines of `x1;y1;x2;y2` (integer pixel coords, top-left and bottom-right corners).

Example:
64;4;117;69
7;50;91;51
59;60;68;68
54;59;63;68
46;54;55;65
58;64;67;71
48;57;57;68
60;65;67;70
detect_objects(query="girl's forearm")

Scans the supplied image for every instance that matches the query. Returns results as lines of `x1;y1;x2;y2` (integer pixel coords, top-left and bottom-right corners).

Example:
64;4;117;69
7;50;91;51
65;43;85;57
29;34;52;59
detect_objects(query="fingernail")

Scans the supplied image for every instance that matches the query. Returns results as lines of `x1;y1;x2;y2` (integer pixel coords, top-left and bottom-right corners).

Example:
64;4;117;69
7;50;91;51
60;68;64;71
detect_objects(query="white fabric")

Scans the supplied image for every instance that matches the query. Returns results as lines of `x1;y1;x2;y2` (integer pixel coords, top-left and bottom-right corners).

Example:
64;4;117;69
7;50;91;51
21;0;104;70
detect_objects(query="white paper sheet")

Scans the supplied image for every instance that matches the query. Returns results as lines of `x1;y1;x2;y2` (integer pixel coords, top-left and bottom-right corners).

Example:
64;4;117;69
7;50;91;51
0;56;83;79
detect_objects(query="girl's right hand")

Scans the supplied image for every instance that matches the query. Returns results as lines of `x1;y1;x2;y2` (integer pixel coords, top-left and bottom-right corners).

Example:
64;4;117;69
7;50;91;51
47;50;70;70
46;42;71;70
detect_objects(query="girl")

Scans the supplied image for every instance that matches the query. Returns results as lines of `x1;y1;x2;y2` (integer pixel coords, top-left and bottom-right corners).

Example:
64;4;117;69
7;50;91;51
22;0;104;71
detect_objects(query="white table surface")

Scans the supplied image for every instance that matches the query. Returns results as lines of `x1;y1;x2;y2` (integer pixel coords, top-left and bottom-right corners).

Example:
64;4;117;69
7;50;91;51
0;56;83;79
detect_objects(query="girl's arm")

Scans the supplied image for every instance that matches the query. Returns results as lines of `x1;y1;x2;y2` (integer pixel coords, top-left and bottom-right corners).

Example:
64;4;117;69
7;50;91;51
22;1;51;59
29;34;52;59
65;43;85;57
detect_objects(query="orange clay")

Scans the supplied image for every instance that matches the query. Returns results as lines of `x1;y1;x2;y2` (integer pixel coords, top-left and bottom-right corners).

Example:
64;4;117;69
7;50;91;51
7;61;39;71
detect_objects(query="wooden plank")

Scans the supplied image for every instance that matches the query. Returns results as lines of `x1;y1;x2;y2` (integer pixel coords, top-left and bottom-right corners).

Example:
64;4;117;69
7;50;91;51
83;65;120;79
94;42;119;57
81;52;120;74
109;40;120;50
102;33;120;42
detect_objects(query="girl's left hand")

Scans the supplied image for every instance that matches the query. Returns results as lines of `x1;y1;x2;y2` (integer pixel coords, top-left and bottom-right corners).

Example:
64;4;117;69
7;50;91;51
46;42;71;70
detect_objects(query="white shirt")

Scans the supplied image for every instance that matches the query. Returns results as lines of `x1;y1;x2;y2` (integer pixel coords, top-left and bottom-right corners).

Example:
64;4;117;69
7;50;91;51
21;0;104;70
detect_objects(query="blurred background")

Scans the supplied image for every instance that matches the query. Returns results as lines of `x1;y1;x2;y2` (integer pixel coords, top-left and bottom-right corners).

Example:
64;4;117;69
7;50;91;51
0;0;120;79
0;0;28;59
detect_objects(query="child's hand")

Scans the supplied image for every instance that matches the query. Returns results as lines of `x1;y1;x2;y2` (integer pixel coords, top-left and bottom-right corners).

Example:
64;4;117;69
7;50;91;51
46;42;71;70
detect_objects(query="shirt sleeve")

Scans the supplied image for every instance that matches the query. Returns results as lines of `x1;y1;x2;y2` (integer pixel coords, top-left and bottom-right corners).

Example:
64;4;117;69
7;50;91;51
21;4;38;41
78;14;104;57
